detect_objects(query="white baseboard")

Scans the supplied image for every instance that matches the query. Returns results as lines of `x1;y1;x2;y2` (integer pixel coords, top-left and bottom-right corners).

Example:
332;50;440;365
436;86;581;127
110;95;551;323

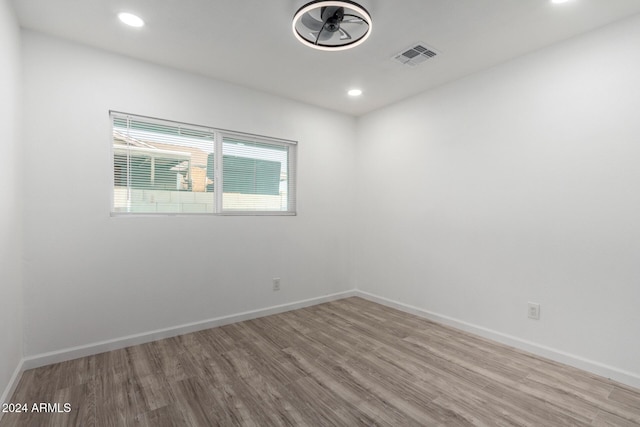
355;290;640;390
22;290;357;371
0;358;25;422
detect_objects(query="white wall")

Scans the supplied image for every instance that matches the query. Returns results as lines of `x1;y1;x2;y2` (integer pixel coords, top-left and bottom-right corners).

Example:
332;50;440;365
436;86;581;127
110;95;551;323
0;0;23;403
355;14;640;382
21;32;356;356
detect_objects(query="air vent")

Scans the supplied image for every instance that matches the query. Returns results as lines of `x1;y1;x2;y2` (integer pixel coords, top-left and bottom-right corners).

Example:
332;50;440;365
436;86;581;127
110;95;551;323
393;43;439;66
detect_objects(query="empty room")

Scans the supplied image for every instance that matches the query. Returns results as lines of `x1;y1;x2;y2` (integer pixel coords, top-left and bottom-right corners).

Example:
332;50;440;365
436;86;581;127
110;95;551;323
1;0;640;425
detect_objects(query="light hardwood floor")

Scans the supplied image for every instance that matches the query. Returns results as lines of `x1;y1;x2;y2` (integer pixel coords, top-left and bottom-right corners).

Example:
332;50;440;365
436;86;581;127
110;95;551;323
1;297;639;426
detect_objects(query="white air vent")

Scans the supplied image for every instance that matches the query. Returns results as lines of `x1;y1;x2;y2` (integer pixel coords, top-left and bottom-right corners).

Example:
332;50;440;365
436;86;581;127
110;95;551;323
393;43;439;66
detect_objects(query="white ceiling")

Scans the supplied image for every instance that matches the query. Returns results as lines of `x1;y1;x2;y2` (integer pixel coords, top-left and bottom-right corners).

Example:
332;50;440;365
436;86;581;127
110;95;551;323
12;0;640;116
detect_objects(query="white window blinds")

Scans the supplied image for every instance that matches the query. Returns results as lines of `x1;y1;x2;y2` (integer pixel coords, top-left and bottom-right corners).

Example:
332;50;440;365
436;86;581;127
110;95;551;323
220;135;296;214
111;112;297;215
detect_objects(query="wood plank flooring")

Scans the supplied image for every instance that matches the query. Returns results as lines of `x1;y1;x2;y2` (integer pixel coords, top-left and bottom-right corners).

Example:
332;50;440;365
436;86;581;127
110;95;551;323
1;297;639;426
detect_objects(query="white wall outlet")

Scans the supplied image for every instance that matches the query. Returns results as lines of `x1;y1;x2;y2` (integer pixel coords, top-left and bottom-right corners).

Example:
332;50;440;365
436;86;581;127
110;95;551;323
528;302;540;320
272;278;281;291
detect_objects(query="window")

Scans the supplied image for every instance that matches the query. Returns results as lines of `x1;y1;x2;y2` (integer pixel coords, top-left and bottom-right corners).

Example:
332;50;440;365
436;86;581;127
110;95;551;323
111;112;297;215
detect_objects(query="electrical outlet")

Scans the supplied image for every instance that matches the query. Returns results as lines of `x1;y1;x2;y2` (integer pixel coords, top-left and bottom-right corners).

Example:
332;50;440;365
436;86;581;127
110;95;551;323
272;278;281;291
528;302;540;320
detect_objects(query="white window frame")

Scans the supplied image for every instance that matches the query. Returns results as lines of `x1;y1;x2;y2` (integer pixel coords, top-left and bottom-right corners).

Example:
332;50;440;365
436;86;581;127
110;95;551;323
110;111;298;216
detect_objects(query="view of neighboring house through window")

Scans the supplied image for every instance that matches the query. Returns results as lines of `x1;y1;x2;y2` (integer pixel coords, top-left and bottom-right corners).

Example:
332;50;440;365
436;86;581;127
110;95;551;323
111;112;297;215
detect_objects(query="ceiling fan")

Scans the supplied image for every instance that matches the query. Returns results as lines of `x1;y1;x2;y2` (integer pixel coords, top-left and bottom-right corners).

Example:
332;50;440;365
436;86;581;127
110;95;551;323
292;1;372;51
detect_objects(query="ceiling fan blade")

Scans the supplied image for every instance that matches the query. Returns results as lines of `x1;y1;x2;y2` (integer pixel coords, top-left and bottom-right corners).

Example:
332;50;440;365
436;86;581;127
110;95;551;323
301;13;323;31
318;29;334;42
311;28;334;44
339;28;352;41
343;14;366;23
321;6;343;22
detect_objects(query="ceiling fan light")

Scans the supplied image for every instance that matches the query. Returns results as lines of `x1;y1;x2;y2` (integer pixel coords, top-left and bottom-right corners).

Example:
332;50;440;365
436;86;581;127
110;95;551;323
292;1;372;51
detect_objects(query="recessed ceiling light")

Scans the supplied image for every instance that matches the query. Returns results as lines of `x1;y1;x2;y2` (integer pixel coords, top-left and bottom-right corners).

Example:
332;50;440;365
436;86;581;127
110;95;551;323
118;12;145;28
348;89;363;97
551;0;571;4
